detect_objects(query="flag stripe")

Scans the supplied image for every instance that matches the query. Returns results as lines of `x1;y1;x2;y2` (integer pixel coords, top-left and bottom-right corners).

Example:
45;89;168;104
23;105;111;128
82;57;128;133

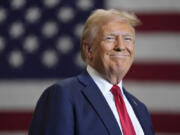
0;132;27;135
105;0;180;13
1;63;180;80
0;111;180;133
1;80;180;111
0;111;32;131
126;63;180;81
124;81;180;112
151;112;180;133
1;63;179;80
136;13;180;32
135;33;180;63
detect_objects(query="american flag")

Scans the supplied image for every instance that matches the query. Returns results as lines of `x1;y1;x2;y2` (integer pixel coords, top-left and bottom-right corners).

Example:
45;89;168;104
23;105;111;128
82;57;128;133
0;0;180;135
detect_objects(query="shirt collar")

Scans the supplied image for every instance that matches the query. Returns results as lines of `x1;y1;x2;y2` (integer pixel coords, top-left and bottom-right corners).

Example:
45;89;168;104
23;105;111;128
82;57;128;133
87;65;124;95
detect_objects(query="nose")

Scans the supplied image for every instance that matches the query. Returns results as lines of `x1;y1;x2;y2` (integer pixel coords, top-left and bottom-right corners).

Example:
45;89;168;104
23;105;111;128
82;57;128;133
114;35;125;51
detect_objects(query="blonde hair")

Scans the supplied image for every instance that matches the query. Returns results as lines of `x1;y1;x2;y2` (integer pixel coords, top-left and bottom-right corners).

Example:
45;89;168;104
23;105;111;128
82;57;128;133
80;9;141;61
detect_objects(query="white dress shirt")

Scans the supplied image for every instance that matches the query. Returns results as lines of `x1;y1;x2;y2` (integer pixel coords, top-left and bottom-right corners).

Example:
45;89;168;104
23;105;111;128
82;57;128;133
87;65;144;135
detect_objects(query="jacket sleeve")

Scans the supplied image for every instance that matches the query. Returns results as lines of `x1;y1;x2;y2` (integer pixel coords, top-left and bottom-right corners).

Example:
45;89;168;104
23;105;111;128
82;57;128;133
28;84;74;135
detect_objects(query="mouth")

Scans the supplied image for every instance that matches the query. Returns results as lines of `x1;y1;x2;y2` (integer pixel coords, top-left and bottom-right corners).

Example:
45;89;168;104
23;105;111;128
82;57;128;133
109;54;130;58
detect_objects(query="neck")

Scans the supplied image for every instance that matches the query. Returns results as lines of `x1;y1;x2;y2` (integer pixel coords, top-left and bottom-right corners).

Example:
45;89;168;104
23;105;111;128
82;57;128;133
104;73;122;85
87;64;124;85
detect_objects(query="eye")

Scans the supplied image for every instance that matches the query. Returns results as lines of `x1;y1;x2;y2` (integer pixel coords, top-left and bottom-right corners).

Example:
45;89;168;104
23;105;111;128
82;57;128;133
104;35;116;42
124;36;134;42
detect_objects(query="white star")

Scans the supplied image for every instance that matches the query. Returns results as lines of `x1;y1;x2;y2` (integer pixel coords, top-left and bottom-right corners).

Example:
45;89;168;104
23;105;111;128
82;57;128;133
42;21;59;38
74;23;84;38
9;22;25;38
23;35;39;53
76;0;94;11
8;50;24;68
74;51;86;68
0;37;5;53
25;7;41;23
11;0;26;9
41;50;58;68
0;8;7;23
57;7;74;23
44;0;60;8
56;36;73;54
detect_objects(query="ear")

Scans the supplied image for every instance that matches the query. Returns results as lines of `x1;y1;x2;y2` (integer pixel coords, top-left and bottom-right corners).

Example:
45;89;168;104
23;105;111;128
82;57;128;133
82;42;93;61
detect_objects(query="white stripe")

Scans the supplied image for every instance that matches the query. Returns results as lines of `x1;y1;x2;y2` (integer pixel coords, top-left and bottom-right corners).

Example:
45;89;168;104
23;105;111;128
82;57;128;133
124;81;180;112
0;80;180;112
0;80;55;110
135;33;180;63
0;132;27;135
105;0;180;13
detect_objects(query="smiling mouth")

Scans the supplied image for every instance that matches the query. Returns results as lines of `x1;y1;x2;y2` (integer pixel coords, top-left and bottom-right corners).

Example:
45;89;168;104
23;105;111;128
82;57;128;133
110;54;130;58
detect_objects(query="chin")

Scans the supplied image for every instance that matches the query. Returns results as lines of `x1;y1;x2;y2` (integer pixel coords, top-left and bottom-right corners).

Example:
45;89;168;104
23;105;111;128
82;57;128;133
114;65;129;75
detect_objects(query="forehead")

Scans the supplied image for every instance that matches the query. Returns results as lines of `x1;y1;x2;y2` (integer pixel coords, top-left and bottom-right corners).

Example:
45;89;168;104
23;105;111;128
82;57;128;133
100;20;135;36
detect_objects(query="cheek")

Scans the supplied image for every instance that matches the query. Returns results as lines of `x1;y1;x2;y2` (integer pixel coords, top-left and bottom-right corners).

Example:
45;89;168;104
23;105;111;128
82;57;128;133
97;43;111;58
127;44;134;55
101;42;114;50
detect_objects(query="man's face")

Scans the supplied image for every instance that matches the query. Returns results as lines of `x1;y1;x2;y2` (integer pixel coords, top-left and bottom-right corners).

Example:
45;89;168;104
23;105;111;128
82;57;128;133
88;20;135;81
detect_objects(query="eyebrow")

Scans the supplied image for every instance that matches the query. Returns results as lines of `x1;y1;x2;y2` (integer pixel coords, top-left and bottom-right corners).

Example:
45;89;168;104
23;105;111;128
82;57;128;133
106;31;134;36
104;32;134;38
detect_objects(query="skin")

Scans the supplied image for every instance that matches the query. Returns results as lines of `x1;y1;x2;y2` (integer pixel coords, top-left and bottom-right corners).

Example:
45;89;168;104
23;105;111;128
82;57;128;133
84;19;135;85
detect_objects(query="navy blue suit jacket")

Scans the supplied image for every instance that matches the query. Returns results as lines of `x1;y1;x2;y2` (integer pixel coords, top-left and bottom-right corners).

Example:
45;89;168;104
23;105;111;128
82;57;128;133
29;71;154;135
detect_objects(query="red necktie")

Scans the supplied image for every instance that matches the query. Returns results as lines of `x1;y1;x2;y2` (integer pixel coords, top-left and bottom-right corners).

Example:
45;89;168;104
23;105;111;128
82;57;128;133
110;85;136;135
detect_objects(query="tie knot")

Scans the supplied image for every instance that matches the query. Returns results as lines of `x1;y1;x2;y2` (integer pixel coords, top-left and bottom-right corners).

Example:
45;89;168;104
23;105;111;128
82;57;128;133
110;85;121;96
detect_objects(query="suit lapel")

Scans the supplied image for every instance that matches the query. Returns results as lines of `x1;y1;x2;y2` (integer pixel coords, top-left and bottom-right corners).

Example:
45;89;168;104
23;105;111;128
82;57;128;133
77;71;122;135
124;89;150;135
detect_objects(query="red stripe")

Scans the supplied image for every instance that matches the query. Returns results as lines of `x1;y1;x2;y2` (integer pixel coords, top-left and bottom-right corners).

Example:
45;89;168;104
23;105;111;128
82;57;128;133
125;63;180;81
0;111;180;133
151;112;180;133
136;13;180;32
0;111;32;131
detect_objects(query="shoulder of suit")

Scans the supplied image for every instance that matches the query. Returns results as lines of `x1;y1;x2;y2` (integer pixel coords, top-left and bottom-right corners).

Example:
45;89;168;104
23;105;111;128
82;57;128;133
38;75;83;103
44;75;83;95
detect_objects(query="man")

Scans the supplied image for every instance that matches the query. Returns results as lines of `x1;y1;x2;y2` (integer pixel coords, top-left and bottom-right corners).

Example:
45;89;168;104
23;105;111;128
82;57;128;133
29;9;154;135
